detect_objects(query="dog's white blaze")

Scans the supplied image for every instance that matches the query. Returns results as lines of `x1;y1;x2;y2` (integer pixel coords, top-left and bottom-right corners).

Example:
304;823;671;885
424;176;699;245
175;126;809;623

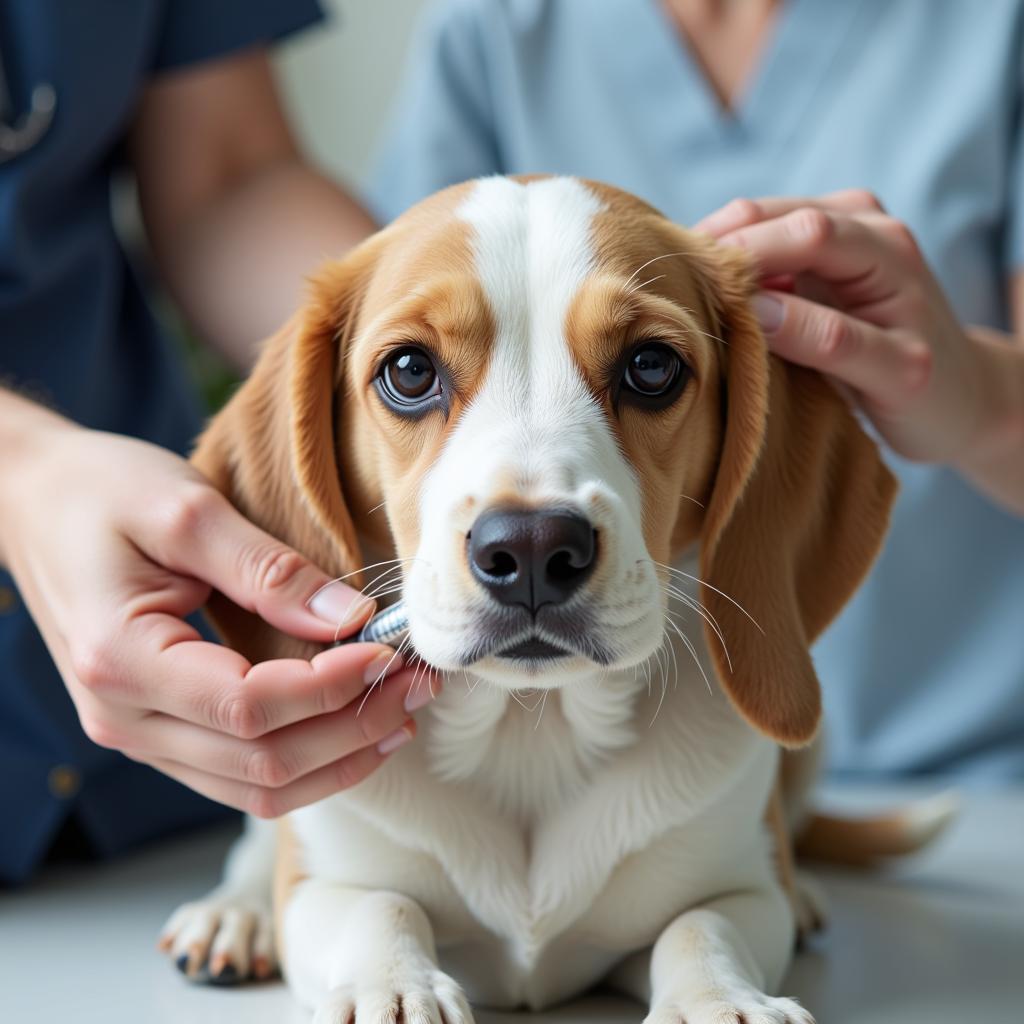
457;176;598;438
408;176;662;677
450;176;611;489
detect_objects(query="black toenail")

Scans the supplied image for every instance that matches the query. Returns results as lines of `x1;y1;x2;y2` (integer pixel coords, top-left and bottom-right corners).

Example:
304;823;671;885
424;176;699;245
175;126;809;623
210;964;239;985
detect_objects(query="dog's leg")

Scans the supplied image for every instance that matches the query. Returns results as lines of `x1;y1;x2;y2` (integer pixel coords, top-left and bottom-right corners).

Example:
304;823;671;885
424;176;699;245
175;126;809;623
282;879;473;1024
765;775;826;944
158;815;277;983
611;887;814;1024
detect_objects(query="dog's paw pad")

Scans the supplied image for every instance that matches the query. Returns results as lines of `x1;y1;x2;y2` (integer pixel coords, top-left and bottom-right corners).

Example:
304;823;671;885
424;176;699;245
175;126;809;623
314;969;473;1024
648;993;814;1024
158;898;275;984
312;992;356;1024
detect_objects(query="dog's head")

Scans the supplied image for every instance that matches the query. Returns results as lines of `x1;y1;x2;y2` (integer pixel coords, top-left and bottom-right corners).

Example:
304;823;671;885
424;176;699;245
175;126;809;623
194;176;896;747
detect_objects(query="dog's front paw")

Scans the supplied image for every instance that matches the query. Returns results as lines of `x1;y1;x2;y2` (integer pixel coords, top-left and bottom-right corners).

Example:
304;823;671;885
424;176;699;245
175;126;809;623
792;869;828;943
646;989;814;1024
313;964;473;1024
158;897;275;984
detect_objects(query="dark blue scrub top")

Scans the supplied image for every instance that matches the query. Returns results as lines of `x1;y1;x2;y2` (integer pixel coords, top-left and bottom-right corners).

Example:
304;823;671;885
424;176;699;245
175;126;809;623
0;0;322;885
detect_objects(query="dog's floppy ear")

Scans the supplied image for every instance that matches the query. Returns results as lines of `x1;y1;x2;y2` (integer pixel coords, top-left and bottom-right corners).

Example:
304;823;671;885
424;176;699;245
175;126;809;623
693;243;898;747
190;243;379;661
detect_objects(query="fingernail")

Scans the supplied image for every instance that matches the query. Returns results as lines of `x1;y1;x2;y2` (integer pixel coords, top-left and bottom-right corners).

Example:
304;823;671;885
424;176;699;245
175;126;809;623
308;583;375;628
404;677;440;713
751;292;785;333
377;725;413;756
363;649;404;687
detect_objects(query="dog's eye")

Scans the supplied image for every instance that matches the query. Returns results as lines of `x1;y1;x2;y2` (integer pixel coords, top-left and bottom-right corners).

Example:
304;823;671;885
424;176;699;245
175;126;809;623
379;347;441;405
622;342;687;399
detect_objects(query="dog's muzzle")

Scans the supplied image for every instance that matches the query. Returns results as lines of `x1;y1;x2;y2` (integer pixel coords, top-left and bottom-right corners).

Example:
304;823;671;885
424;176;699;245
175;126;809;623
467;507;598;661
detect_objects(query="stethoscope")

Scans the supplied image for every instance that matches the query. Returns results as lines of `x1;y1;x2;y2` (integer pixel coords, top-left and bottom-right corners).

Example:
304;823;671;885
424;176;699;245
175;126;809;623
0;47;56;164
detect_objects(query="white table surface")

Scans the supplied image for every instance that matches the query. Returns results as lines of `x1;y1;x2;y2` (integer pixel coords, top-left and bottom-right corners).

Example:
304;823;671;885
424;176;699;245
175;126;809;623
1;787;1021;1024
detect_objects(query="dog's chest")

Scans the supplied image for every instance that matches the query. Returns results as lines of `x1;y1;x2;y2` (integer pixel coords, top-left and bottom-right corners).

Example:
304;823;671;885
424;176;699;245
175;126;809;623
424;676;642;821
296;666;771;1001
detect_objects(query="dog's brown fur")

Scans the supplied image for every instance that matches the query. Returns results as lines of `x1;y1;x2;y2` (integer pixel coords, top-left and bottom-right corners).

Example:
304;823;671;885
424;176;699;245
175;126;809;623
191;178;907;957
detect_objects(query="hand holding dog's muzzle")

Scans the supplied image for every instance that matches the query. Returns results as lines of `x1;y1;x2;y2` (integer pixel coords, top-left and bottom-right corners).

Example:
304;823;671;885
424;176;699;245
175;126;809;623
0;414;436;820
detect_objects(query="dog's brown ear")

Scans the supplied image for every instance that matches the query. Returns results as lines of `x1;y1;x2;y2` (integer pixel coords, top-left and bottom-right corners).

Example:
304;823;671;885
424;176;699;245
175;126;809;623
693;243;898;747
190;244;379;661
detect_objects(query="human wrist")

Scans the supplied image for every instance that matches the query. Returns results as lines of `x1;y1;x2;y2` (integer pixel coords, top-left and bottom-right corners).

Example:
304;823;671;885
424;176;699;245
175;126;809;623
0;389;78;564
960;329;1024;459
949;328;1024;503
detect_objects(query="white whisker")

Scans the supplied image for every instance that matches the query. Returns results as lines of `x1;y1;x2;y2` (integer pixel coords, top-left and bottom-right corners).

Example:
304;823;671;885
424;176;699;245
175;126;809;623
652;560;765;635
533;688;550;731
663;618;680;691
656;310;727;348
624;251;688;290
356;635;410;716
627;273;666;295
507;688;533;712
663;584;733;673
664;616;714;696
648;634;670;727
310;557;418;596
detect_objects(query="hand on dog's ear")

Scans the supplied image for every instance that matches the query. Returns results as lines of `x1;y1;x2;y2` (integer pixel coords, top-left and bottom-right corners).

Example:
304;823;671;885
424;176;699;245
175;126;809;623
693;242;898;747
190;243;378;661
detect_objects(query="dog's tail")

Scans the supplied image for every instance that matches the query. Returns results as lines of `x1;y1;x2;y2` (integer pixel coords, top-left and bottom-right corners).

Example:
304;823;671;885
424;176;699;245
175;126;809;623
794;791;958;867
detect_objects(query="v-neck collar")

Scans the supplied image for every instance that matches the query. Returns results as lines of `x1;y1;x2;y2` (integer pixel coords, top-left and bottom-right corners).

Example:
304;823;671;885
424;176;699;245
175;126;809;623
635;0;869;144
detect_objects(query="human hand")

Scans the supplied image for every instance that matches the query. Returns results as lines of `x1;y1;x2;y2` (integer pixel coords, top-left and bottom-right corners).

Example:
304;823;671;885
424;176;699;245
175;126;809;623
695;189;1004;465
0;415;437;817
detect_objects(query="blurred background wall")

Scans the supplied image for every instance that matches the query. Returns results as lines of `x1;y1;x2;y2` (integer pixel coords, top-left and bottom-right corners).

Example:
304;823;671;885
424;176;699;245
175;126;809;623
274;0;428;189
140;1;430;406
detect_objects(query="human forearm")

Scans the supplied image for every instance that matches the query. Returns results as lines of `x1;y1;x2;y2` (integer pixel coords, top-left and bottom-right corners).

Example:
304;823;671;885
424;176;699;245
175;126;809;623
148;157;375;370
952;328;1024;516
131;49;377;371
0;388;76;568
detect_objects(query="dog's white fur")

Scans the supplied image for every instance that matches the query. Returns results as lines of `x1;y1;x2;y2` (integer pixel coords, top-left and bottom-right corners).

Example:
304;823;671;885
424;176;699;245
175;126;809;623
408;177;664;684
165;178;814;1024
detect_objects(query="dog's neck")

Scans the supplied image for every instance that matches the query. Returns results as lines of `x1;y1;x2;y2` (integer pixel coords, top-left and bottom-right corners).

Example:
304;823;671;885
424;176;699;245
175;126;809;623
359;540;711;826
424;670;646;827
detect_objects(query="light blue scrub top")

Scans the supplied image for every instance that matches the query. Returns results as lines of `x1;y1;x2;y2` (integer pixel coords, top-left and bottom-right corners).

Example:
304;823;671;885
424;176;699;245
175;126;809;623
367;0;1024;781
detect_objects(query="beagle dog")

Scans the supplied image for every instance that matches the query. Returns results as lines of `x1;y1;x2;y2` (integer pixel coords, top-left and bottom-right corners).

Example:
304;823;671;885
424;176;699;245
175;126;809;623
165;176;900;1023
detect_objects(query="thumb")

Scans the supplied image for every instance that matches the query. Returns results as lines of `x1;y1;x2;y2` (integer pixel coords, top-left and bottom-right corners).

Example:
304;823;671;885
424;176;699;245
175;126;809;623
149;486;374;642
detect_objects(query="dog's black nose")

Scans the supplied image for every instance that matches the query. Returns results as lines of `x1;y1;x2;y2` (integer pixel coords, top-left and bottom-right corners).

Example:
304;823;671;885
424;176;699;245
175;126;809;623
468;508;596;611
